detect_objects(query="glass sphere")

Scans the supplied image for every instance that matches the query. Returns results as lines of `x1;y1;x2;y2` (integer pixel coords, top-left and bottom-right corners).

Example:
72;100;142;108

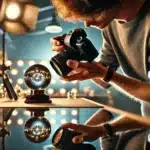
24;64;51;90
24;116;51;143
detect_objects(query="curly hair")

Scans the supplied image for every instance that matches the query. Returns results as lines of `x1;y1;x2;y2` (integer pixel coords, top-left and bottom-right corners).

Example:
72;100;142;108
51;0;121;21
51;0;98;21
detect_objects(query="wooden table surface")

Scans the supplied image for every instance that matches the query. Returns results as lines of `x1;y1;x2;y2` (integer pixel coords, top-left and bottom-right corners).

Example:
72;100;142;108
0;97;150;126
0;97;100;108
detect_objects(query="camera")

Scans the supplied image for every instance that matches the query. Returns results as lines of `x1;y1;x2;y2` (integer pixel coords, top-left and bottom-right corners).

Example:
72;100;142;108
52;127;96;150
50;28;99;76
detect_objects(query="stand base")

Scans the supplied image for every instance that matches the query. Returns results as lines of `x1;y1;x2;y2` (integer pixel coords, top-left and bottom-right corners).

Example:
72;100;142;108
25;94;52;104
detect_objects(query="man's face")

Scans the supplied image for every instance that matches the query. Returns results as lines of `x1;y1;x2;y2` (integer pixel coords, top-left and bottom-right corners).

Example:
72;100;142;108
83;8;120;29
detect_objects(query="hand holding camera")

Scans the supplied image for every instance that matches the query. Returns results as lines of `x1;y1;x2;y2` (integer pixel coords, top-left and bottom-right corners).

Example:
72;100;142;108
50;28;99;77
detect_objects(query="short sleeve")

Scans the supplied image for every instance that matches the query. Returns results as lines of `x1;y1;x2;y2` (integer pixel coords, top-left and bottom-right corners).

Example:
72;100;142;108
98;31;120;71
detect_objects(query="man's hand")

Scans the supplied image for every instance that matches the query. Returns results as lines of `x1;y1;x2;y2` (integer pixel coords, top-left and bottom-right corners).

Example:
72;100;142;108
61;123;107;143
60;60;107;81
50;34;66;52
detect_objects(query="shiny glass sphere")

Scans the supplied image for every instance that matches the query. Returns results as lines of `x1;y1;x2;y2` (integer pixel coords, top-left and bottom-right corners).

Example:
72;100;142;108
24;64;51;90
24;116;51;143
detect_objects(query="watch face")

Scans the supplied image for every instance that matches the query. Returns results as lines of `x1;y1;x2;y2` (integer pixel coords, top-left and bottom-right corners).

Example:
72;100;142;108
24;64;51;90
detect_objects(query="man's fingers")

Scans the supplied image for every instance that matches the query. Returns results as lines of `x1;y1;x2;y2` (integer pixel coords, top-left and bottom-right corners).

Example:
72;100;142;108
72;134;85;143
52;45;65;52
67;68;83;76
61;123;88;132
67;60;98;70
61;70;94;81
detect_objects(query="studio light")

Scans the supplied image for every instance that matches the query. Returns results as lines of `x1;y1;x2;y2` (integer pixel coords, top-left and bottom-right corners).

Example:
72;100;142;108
0;0;39;34
45;12;62;33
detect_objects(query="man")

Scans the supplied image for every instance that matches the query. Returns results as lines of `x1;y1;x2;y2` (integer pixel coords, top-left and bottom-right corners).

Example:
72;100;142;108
50;0;150;149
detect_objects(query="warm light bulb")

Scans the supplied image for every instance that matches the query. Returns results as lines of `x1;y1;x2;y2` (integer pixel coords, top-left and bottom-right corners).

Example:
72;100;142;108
17;78;24;85
5;3;21;20
71;119;77;124
59;88;66;95
61;119;67;124
28;60;36;66
50;110;56;115
71;110;78;116
17;60;24;66
47;88;54;95
7;119;12;125
11;69;19;75
5;60;12;66
17;118;24;125
50;118;56;124
61;110;67;116
12;110;18;116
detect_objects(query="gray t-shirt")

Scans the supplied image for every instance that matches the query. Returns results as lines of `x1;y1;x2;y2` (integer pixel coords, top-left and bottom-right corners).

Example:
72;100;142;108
99;0;150;116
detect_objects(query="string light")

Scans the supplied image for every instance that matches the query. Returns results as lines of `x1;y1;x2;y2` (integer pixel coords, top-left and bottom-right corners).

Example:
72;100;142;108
17;118;24;125
40;60;47;66
61;119;67;124
50;118;56;124
12;110;18;116
17;60;24;67
28;60;36;66
47;88;54;95
71;81;78;84
71;110;78;116
7;119;12;125
5;60;12;66
51;79;56;84
59;88;66;95
60;110;67;116
71;119;77;124
24;110;31;116
50;110;56;115
17;78;24;85
61;80;66;84
11;69;19;75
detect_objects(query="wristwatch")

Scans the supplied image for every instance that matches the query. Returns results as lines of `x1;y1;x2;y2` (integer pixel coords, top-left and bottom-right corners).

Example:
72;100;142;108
103;66;114;82
103;123;114;137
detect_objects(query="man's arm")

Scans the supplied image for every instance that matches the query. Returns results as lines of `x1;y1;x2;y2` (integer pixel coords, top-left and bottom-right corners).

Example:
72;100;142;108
109;71;150;102
85;109;150;135
84;109;114;126
108;114;150;133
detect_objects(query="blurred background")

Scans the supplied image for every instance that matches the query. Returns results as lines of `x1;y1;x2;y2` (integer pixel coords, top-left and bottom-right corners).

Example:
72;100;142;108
0;0;140;114
2;108;104;150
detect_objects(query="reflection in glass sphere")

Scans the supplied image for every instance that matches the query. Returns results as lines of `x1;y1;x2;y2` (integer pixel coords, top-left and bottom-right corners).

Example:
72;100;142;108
24;117;51;143
24;64;51;90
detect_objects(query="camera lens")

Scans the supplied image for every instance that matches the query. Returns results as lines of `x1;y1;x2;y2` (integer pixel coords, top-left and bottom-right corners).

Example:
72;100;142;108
50;50;74;76
52;127;81;150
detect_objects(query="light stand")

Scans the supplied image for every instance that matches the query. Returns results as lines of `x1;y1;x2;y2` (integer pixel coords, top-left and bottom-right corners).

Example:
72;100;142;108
1;30;18;100
0;108;14;150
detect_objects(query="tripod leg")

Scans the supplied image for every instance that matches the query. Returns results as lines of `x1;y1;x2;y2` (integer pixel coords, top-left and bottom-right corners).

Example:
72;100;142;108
3;80;13;99
3;74;18;100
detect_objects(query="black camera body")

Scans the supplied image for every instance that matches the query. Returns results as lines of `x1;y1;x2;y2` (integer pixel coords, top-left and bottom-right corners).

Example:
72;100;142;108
52;127;96;150
50;28;99;76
